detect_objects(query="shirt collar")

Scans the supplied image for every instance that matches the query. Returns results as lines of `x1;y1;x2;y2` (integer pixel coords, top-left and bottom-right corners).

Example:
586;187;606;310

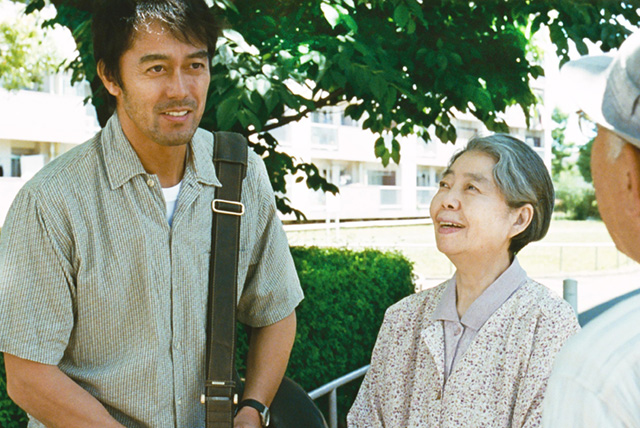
190;127;221;187
431;258;527;331
431;278;459;323
102;113;221;189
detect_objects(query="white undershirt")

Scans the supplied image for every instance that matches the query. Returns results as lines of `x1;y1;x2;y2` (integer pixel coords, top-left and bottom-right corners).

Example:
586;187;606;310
162;181;182;226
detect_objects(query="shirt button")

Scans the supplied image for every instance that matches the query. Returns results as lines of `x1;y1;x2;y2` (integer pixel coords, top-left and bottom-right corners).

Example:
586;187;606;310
147;178;155;187
435;390;442;400
175;341;181;350
177;398;182;405
454;327;462;336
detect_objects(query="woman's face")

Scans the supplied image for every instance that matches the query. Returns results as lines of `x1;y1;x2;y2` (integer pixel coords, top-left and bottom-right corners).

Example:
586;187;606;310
430;151;527;264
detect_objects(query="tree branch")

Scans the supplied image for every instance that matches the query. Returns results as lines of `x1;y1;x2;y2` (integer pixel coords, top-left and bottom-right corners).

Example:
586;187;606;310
261;88;346;132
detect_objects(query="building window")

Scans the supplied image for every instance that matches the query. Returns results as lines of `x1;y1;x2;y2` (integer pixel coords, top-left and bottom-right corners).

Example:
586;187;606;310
526;135;542;148
367;170;396;186
339;168;353;186
311;127;338;147
311;109;337;125
10;155;21;177
341;113;360;127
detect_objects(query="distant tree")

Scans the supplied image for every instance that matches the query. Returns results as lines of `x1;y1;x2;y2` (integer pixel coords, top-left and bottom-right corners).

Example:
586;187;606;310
550;108;575;179
551;111;599;220
577;137;594;184
0;1;63;90
22;0;640;217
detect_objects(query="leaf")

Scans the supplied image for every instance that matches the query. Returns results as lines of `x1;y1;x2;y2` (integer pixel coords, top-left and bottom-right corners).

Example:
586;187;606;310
374;137;387;158
436;53;448;70
407;19;416;35
25;0;45;14
321;3;340;29
216;96;240;130
255;76;272;97
369;75;387;101
393;4;410;28
263;90;280;114
237;108;262;131
384;87;397;111
391;139;401;164
448;52;462;66
473;87;494;111
330;69;347;88
381;152;391;167
446;126;457;143
574;37;589;56
342;14;359;33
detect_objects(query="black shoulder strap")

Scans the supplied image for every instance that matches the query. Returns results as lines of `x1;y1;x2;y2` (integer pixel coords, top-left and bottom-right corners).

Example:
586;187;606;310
204;131;248;428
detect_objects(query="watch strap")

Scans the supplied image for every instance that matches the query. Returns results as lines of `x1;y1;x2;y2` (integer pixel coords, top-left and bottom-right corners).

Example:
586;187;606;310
236;399;270;427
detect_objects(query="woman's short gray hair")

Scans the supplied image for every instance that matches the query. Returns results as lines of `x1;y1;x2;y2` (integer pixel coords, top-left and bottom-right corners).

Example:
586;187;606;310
445;134;554;255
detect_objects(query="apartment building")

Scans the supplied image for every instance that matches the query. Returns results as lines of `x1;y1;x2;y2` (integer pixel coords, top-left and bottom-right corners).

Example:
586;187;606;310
0;74;101;224
274;91;551;222
0;74;550;226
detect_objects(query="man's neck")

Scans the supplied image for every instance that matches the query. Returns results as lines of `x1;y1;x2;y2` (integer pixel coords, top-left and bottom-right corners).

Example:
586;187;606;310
116;112;189;188
132;143;187;188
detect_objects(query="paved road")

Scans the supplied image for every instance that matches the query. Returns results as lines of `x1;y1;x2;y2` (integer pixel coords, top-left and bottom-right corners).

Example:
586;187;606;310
419;266;640;325
534;267;640;317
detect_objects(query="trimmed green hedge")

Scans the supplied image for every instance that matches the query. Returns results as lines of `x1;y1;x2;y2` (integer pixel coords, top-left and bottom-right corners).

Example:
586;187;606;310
0;246;414;428
0;354;28;427
238;246;415;426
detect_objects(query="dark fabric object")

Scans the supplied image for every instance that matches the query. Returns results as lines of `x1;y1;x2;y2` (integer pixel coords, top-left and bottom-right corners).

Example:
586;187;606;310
205;132;247;428
206;132;327;428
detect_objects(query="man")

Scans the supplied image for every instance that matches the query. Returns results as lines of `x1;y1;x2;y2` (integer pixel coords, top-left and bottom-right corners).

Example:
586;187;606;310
541;32;640;426
0;1;303;427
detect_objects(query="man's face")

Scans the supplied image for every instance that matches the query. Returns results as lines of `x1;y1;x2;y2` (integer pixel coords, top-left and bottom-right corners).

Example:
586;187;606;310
106;21;211;149
591;127;633;257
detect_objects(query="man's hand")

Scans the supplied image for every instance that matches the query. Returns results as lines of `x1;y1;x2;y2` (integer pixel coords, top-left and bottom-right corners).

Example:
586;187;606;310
234;405;262;428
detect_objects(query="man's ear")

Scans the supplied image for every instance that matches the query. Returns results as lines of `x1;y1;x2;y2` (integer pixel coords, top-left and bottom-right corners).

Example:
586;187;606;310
620;143;640;217
96;60;122;97
509;203;534;238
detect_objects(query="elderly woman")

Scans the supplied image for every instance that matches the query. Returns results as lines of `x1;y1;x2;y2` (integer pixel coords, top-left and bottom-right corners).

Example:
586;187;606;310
347;134;580;428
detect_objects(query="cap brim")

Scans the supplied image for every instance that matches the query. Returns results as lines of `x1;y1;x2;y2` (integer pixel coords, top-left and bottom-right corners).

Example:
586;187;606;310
561;54;640;147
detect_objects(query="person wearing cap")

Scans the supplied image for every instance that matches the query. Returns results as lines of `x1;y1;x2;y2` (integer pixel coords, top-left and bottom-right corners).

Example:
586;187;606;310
541;32;640;427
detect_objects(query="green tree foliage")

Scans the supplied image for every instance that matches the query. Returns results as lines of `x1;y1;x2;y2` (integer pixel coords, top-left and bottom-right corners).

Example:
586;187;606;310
551;110;599;220
23;0;640;216
577;137;594;184
551;108;574;179
554;167;599;220
0;1;63;90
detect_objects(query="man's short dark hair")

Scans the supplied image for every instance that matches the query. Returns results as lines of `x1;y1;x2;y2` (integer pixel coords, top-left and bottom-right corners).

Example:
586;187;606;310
92;0;221;88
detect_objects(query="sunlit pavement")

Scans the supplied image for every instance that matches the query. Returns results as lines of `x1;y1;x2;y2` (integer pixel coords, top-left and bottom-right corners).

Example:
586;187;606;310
417;265;640;323
535;267;640;324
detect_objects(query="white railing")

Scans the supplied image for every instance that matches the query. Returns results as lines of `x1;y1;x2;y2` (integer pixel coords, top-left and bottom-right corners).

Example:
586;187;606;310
309;365;370;428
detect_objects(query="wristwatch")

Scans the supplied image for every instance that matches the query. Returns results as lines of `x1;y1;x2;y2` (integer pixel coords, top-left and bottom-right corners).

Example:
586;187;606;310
236;398;271;427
